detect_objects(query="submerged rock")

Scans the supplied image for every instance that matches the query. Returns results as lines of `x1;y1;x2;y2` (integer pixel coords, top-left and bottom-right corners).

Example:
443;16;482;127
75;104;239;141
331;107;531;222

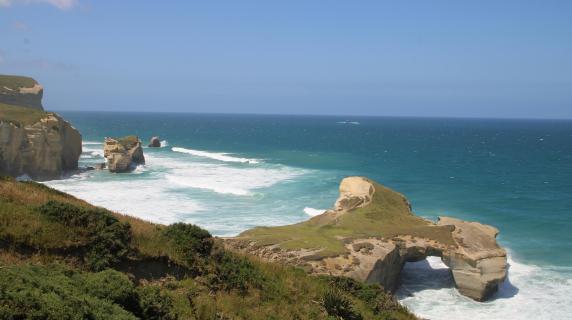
226;176;507;301
103;136;145;173
148;136;161;147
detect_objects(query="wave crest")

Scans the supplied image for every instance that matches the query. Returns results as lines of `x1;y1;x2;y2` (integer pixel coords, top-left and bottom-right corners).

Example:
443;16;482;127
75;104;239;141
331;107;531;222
172;147;260;164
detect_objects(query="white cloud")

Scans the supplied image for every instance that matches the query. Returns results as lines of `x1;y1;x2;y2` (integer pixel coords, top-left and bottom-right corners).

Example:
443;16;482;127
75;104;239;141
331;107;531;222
0;0;78;10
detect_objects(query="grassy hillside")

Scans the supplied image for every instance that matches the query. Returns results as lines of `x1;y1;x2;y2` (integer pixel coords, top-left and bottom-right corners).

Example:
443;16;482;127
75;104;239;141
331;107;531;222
0;177;417;320
239;180;455;258
0;102;46;126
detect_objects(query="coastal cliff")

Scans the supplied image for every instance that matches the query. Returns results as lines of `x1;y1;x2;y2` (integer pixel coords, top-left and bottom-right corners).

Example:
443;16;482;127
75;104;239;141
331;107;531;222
226;177;508;301
0;75;82;179
0;75;44;110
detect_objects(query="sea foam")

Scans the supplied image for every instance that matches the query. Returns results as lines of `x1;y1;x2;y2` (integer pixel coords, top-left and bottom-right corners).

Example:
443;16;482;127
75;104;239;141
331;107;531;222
304;207;326;216
172;147;259;164
397;255;572;320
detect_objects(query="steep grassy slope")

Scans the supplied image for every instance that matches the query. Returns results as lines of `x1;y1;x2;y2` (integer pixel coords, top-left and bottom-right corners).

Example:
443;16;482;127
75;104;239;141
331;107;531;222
239;181;455;258
0;177;417;320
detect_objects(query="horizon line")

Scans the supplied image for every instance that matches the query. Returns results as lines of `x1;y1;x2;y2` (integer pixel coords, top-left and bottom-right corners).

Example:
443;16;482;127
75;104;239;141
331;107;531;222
49;108;572;122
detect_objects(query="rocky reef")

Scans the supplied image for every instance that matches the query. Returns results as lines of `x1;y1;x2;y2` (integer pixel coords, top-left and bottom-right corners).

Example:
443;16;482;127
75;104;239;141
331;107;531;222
0;76;81;179
0;75;44;110
104;136;145;173
226;177;507;301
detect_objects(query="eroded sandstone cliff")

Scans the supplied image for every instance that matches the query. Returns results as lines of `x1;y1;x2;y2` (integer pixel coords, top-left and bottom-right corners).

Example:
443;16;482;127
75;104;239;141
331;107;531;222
226;177;508;301
0;112;82;179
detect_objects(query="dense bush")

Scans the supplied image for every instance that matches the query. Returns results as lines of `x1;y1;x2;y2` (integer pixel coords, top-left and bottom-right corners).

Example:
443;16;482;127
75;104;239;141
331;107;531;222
0;265;136;320
209;250;266;294
324;276;406;316
37;200;132;271
323;289;363;320
136;286;176;320
82;269;138;309
162;222;213;269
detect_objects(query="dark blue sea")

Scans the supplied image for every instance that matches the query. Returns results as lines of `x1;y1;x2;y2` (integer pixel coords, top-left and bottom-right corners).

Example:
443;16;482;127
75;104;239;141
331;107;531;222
45;112;572;319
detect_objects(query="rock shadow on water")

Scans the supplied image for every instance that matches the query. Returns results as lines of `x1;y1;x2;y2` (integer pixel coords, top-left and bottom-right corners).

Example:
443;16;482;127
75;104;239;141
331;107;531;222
396;257;519;301
396;257;455;298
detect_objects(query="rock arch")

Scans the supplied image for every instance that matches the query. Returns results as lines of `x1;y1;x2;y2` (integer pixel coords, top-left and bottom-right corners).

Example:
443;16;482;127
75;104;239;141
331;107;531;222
227;176;508;301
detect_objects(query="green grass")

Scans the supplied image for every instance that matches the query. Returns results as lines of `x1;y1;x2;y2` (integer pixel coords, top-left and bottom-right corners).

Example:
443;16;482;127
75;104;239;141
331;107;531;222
0;102;46;126
240;181;455;258
117;135;140;149
0;75;37;94
0;177;418;320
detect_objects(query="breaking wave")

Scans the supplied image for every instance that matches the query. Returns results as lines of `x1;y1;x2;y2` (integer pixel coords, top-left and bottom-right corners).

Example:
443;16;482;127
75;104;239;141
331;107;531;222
172;147;260;164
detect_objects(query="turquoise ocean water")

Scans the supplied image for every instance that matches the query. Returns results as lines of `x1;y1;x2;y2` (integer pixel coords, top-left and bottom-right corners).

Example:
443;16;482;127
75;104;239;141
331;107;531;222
45;112;572;319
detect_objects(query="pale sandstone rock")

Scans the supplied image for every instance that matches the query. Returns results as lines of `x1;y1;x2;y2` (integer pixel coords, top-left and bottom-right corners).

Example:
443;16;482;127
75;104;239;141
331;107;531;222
226;176;508;301
0;113;82;179
104;136;145;173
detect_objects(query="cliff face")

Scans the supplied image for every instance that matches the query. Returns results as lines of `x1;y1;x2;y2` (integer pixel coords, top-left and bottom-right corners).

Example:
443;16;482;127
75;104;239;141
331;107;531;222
0;75;44;110
0;75;81;179
226;177;508;302
0;112;82;179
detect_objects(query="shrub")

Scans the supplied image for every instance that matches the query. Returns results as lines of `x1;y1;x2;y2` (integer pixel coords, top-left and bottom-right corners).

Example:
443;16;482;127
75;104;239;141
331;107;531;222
208;250;266;294
322;289;362;320
324;276;403;315
82;269;137;308
0;264;137;320
37;200;132;271
162;222;213;268
136;286;176;320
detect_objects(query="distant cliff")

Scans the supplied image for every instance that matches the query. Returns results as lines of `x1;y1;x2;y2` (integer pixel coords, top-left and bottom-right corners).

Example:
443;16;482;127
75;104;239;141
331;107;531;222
0;75;44;110
0;75;81;179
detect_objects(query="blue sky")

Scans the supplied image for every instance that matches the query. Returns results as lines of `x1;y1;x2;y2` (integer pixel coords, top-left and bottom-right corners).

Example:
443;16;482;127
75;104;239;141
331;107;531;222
0;0;571;118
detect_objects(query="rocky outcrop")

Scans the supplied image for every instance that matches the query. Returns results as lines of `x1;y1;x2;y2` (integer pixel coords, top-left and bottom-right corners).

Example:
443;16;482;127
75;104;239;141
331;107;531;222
226;177;507;301
0;75;44;110
148;136;161;148
0;112;82;179
104;136;145;173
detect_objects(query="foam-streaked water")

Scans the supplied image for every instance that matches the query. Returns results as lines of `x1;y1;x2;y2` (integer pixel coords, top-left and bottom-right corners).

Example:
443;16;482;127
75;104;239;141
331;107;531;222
44;112;572;319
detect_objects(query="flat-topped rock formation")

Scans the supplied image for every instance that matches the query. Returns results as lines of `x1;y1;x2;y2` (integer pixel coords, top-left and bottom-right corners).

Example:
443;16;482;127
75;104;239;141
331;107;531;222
0;75;44;110
104;135;145;173
0;75;81;179
226;177;507;301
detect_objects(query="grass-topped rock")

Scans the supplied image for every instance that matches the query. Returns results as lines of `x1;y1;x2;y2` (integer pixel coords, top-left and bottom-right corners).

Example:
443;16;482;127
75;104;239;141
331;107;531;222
0;75;82;179
0;74;44;110
227;176;508;301
103;136;145;173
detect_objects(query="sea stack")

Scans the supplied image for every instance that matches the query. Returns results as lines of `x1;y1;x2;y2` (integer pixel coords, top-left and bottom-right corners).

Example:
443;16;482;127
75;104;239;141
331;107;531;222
103;135;145;173
148;136;161;147
226;176;508;301
0;75;82;179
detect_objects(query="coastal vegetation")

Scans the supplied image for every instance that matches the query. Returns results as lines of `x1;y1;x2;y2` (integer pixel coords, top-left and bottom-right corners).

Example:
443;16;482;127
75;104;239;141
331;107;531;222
0;177;416;319
0;75;38;94
239;180;455;258
0;103;46;126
